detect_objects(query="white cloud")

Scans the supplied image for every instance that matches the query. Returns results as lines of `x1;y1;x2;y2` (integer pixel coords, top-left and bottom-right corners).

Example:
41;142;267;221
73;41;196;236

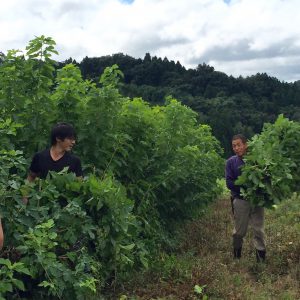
1;0;300;82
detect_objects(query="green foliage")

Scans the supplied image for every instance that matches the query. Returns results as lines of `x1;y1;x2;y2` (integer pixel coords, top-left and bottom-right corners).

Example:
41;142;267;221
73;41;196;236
0;36;58;155
0;36;224;298
1;171;141;298
194;284;208;299
0;118;27;201
236;115;300;207
51;63;94;125
99;63;124;88
0;118;23;149
0;258;31;299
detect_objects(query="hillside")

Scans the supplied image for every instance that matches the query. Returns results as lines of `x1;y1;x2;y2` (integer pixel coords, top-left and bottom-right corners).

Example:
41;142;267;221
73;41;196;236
60;53;300;156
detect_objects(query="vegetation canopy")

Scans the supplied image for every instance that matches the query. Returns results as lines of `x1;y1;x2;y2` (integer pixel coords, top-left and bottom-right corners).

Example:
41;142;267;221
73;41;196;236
0;36;223;298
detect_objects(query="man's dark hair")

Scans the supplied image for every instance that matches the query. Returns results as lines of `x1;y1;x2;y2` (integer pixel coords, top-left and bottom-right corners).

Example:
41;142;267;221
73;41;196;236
232;134;247;144
50;123;76;145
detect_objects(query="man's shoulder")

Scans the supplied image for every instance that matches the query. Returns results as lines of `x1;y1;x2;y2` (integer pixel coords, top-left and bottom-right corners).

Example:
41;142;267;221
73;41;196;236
226;155;238;163
33;148;50;159
67;152;81;163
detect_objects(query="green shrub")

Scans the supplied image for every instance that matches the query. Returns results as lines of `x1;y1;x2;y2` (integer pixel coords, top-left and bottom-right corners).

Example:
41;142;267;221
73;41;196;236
0;36;224;298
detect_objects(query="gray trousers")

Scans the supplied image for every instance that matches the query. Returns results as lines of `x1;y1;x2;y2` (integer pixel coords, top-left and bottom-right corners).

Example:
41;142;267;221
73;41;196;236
232;198;266;251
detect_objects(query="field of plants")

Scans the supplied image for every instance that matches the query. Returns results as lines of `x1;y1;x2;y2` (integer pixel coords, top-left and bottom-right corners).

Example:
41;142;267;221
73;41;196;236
0;36;224;299
1;36;300;299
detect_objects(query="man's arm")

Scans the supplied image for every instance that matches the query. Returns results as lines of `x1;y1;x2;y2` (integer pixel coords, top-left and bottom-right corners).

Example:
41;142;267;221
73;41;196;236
74;156;83;179
225;159;240;195
27;171;38;182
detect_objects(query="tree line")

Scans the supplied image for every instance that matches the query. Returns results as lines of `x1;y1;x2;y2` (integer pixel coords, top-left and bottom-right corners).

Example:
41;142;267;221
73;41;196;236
59;53;300;156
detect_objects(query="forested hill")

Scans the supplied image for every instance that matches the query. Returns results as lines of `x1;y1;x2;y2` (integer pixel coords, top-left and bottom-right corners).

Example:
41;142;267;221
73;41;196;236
60;53;300;156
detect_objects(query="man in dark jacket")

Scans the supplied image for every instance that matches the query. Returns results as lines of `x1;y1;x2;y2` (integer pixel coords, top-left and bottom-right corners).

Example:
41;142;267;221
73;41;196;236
225;134;266;262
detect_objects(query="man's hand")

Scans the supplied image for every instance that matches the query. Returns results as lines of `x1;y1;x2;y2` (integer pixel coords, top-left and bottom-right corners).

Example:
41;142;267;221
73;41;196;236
22;197;29;205
27;172;37;182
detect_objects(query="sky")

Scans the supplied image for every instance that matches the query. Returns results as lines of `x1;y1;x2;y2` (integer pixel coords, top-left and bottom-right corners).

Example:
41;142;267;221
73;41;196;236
1;0;300;82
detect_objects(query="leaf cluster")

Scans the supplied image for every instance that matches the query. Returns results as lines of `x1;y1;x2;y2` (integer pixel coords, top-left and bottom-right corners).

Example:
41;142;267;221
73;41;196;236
1;171;143;298
236;115;300;207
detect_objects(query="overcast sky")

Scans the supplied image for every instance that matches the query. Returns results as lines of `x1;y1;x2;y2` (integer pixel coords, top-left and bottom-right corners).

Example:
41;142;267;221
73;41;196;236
1;0;300;82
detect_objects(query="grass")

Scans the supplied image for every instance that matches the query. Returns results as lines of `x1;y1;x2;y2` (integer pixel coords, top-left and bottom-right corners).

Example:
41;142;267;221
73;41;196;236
105;193;300;300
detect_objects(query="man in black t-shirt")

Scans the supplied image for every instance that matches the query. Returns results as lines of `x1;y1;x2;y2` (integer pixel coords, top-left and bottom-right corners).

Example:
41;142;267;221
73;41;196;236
27;122;83;182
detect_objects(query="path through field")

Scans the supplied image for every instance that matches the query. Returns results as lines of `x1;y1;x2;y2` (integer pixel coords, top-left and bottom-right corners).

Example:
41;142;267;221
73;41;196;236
115;196;300;300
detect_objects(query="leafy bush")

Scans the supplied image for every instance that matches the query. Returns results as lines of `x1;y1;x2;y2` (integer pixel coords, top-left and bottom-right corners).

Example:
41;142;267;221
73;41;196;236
0;258;31;299
0;36;224;298
1;171;143;298
236;115;300;207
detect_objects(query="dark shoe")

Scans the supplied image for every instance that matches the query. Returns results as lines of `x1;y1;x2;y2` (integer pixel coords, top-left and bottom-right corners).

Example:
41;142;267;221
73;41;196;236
233;247;242;259
256;249;266;263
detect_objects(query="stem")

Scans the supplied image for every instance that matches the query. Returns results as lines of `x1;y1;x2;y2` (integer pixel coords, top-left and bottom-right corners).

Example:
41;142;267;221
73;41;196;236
101;137;122;180
40;261;62;300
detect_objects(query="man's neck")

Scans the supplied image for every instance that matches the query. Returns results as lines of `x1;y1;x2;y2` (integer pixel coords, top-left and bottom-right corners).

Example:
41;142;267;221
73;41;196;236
50;145;65;161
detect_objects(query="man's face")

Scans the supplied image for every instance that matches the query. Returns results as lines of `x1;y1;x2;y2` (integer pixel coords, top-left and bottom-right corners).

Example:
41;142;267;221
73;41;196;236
232;138;247;157
57;137;76;152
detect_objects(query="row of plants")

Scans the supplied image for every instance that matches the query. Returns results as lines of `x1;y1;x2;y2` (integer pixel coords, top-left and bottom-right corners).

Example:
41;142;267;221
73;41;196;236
0;36;224;298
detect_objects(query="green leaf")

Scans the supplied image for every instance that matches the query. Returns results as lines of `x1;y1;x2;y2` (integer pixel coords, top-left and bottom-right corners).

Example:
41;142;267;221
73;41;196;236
0;258;11;267
119;243;135;250
194;284;206;294
12;278;25;291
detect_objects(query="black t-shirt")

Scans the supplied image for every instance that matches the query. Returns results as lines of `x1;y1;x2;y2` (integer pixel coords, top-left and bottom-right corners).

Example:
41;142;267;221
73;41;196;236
29;149;83;179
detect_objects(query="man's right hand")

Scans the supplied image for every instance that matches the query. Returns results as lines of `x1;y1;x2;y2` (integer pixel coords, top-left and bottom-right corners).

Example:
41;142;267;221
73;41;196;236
22;197;28;205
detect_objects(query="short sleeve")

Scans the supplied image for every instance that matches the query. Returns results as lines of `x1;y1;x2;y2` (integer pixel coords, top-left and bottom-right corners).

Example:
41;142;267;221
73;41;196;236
74;157;83;177
29;153;40;174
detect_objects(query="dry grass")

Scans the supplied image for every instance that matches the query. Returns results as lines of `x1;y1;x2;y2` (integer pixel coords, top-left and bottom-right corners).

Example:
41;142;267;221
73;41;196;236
107;195;300;300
